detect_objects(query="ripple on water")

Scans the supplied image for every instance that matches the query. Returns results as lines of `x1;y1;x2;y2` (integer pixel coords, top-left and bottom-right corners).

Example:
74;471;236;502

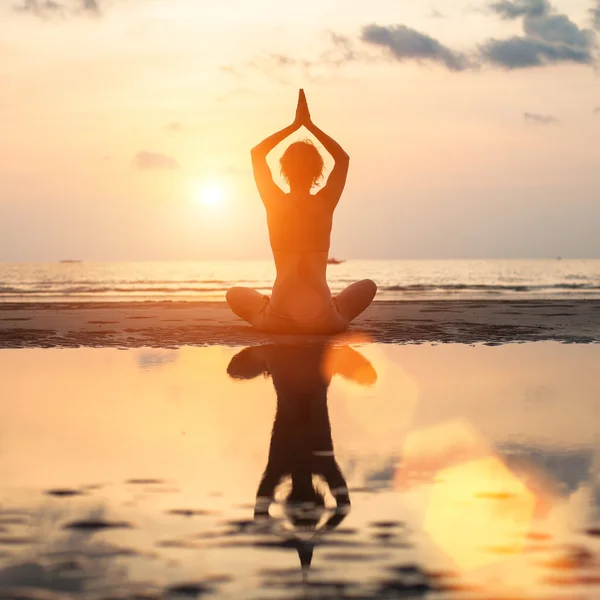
44;489;85;498
368;520;406;529
125;479;166;485
165;509;215;518
63;519;134;532
165;582;214;597
0;537;35;546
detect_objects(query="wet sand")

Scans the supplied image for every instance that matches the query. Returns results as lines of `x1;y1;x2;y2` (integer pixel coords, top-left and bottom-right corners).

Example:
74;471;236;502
1;299;600;348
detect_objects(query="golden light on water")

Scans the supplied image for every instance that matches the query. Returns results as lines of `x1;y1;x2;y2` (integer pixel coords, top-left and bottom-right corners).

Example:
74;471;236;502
395;421;493;491
397;421;538;572
328;342;420;440
424;455;536;571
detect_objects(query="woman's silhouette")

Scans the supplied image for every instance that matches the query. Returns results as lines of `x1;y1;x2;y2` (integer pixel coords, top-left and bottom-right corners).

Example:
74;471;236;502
226;90;377;334
227;342;377;574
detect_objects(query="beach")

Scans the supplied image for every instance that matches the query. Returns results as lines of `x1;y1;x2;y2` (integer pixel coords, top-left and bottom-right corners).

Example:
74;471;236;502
4;0;599;590
2;298;600;348
2;264;600;598
2;296;600;598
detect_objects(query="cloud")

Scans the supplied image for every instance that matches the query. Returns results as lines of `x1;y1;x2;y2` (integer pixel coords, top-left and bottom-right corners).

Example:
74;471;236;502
81;0;100;14
221;54;316;85
429;8;446;18
324;31;362;66
14;0;64;16
524;13;594;47
360;24;471;71
524;111;559;123
14;0;102;17
219;32;363;85
222;3;594;83
490;0;550;19
592;0;600;30
481;36;594;67
482;0;597;68
133;151;179;170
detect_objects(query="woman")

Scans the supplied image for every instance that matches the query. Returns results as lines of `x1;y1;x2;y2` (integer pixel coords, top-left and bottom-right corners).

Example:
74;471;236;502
226;89;377;334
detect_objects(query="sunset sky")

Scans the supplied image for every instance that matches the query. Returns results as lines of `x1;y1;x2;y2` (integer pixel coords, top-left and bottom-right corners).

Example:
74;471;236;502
1;0;599;261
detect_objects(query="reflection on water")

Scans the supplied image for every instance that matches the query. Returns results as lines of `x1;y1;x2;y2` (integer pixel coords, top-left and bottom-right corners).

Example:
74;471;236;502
0;342;599;598
227;344;376;578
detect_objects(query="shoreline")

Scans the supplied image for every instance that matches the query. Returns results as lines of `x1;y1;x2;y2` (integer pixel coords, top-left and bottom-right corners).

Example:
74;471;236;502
2;299;600;348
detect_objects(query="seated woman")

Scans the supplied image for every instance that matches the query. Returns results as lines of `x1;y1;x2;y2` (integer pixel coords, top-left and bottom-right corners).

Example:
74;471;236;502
226;89;377;334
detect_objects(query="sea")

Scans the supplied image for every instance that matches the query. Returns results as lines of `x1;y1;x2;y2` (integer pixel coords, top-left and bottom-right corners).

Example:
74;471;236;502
1;259;600;302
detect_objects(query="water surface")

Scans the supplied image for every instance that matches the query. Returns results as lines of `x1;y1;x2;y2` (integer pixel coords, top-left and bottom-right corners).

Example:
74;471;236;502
1;342;599;598
3;259;600;301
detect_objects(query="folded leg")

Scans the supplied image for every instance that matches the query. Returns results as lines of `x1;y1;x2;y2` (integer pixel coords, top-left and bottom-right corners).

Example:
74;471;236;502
334;279;377;323
226;287;267;327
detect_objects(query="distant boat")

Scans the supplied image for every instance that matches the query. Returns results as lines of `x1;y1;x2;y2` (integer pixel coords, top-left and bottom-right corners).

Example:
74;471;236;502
327;258;345;265
59;260;82;264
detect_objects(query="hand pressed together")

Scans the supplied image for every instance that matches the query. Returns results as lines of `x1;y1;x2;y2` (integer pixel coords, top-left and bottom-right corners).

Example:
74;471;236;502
294;88;312;128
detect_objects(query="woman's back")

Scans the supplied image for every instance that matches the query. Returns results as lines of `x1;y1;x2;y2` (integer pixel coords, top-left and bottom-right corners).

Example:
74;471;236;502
267;193;333;254
225;89;377;333
267;192;334;316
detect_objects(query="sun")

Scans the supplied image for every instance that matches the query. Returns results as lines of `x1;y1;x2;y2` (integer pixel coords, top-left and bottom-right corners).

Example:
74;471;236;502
192;180;227;210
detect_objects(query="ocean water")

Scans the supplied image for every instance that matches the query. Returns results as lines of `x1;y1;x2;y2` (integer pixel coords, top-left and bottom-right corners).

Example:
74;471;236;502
1;259;600;302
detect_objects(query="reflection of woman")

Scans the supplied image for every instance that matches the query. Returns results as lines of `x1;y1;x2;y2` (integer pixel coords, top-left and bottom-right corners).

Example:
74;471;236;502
227;343;377;571
226;90;377;334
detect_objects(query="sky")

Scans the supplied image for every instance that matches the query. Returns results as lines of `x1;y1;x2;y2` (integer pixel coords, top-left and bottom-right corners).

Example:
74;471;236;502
0;0;599;261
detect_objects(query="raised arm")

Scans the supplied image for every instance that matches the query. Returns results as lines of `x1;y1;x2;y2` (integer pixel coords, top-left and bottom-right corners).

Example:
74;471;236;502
250;124;297;205
251;123;299;160
309;121;349;205
250;94;309;204
299;92;349;205
306;121;349;167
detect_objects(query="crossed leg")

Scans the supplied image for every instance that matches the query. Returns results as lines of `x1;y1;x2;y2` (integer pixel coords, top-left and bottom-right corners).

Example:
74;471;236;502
226;287;266;327
226;279;377;331
334;279;378;323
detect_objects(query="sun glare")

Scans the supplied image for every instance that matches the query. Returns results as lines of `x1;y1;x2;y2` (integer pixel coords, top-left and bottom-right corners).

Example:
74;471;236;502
192;180;227;210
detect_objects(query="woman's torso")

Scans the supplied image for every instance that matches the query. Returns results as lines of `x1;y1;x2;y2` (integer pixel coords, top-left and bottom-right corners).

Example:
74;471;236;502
266;345;334;469
266;192;334;318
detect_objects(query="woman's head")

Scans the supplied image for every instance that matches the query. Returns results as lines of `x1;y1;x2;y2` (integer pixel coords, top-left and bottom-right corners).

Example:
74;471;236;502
280;140;324;191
